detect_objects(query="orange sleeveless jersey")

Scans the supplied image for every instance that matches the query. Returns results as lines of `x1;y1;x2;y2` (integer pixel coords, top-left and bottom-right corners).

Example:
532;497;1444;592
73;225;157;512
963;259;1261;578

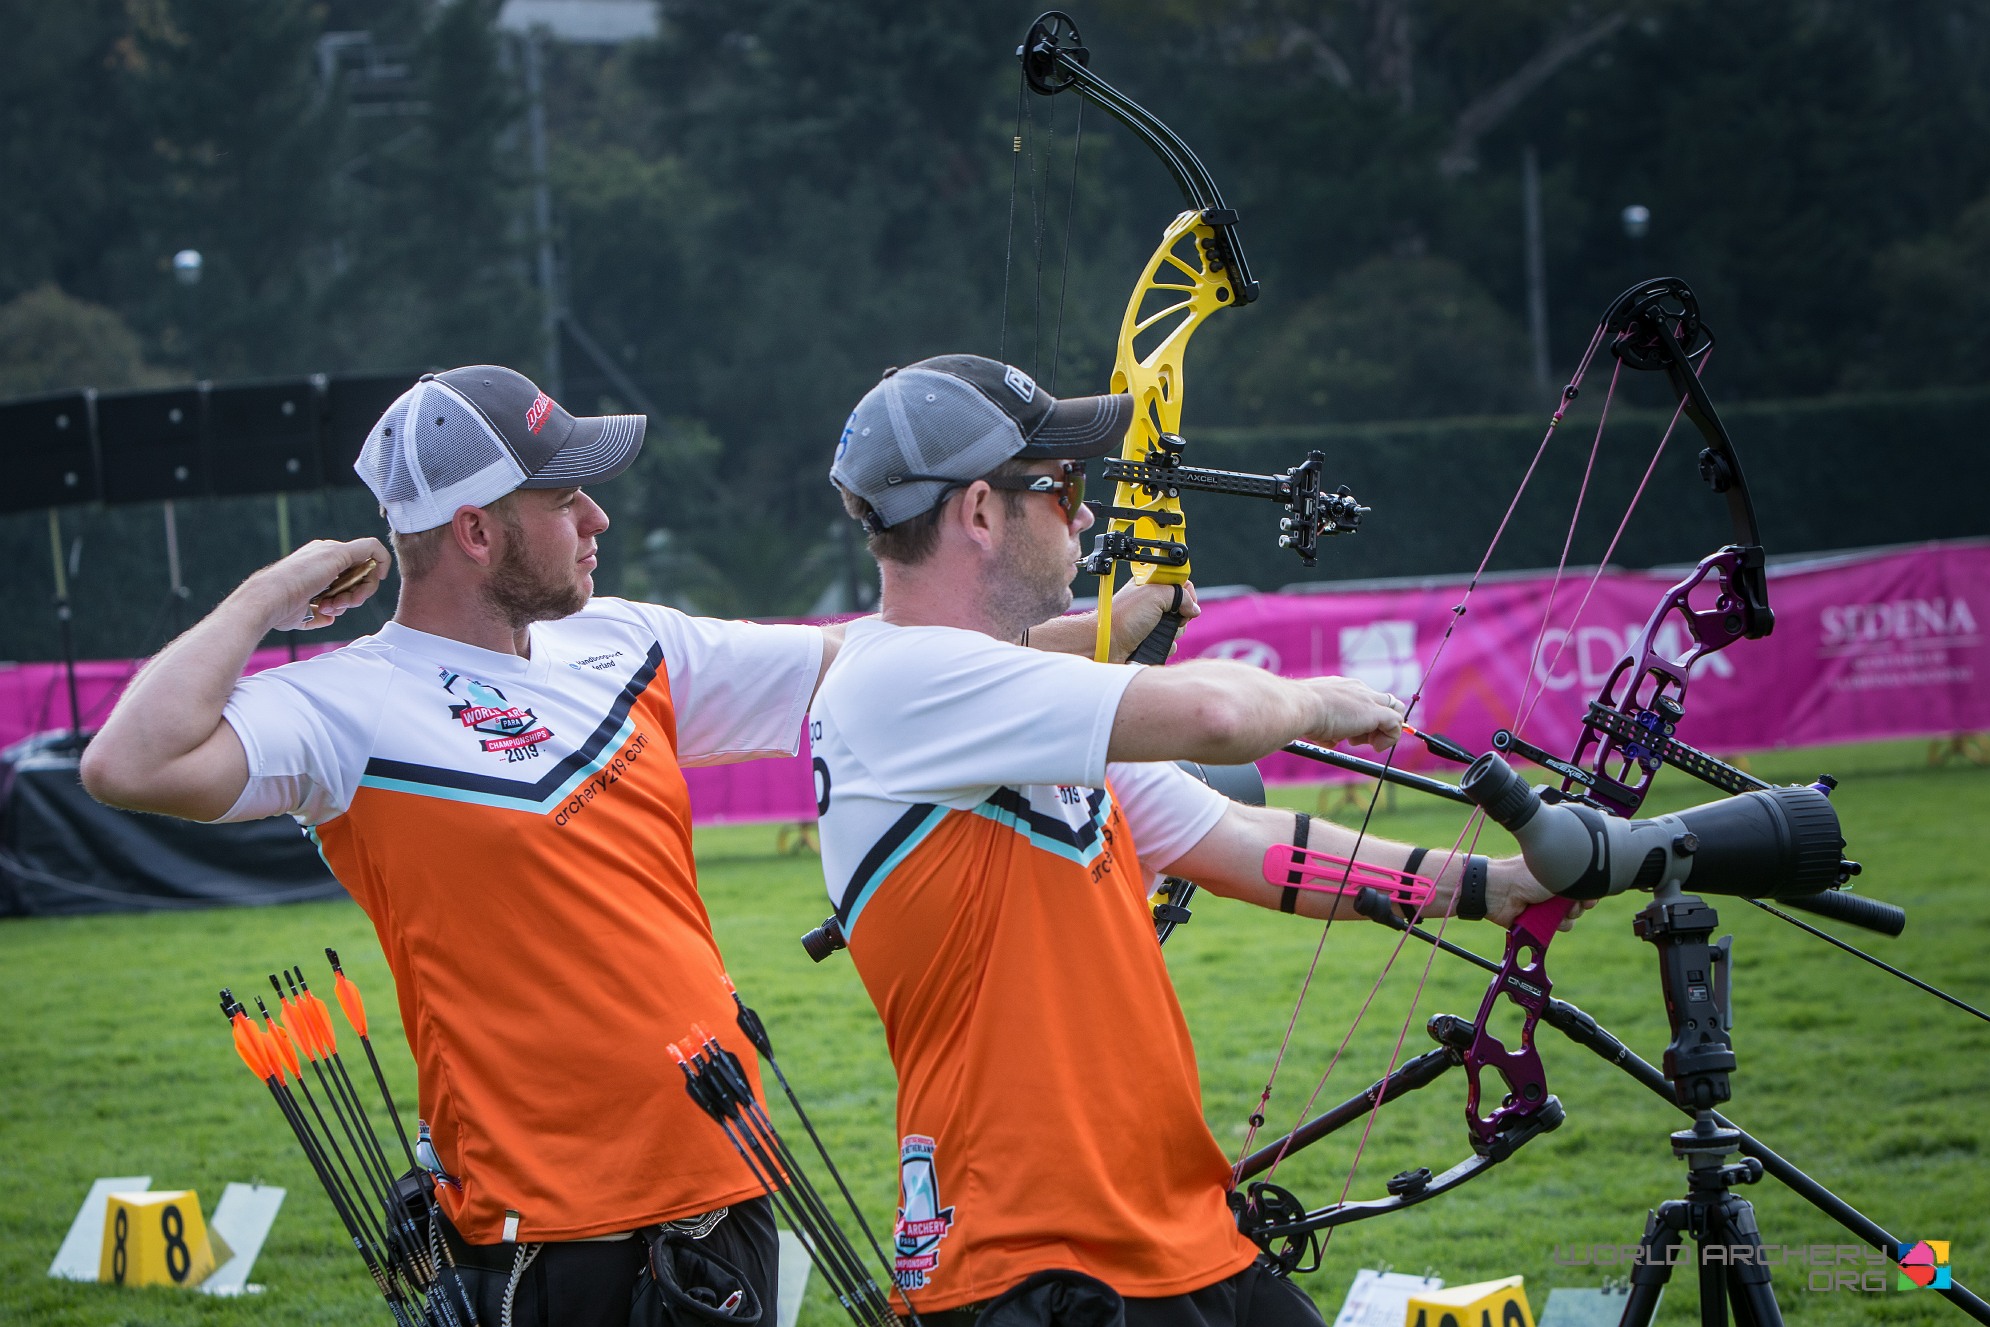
220;605;820;1242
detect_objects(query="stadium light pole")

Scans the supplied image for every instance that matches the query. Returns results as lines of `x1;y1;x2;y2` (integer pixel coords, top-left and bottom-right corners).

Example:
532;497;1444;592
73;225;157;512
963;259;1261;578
165;249;204;635
520;29;563;399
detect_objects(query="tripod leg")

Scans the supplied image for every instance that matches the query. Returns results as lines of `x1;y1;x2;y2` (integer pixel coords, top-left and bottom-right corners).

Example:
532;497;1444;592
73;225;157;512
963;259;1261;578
1619;1202;1685;1327
1714;1193;1782;1327
1698;1245;1728;1327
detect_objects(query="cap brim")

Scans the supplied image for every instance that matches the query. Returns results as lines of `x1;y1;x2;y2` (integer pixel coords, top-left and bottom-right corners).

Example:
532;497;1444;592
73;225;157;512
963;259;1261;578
1015;392;1133;458
520;413;647;488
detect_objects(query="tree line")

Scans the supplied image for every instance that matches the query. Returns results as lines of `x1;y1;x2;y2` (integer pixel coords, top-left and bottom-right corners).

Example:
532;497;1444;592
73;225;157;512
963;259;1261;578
3;0;1987;645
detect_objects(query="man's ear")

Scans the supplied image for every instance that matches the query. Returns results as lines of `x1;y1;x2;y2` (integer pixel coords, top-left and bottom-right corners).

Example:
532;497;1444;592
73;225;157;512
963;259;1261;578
451;504;504;568
950;481;1002;553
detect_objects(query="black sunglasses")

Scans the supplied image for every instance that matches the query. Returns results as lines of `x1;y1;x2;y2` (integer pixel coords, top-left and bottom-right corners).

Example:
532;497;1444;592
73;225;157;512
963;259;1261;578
971;463;1088;521
895;462;1089;525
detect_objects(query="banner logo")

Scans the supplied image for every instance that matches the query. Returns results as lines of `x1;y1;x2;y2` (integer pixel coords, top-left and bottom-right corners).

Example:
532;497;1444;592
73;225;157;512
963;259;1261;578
1200;637;1282;672
1340;620;1420;694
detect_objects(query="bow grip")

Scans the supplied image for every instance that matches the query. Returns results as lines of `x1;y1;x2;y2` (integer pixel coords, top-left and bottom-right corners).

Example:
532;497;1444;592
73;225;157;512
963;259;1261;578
1128;611;1183;665
1127;585;1186;665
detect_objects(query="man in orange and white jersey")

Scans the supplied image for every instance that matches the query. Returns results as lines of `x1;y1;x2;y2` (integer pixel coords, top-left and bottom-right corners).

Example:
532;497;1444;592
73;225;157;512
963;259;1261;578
819;355;1575;1327
81;364;1182;1327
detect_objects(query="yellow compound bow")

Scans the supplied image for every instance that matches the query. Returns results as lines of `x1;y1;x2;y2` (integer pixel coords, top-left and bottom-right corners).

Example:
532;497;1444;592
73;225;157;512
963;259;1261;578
1019;12;1365;666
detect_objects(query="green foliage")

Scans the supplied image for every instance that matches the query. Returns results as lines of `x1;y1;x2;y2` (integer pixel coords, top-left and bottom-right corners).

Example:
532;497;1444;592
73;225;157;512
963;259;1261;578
0;286;169;398
1;741;1984;1324
1230;255;1533;423
1862;191;1990;390
3;0;1989;620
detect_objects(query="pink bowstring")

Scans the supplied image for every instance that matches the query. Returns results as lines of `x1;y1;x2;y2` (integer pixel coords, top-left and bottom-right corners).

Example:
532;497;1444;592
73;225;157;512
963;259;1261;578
1237;318;1627;1223
1509;346;1713;742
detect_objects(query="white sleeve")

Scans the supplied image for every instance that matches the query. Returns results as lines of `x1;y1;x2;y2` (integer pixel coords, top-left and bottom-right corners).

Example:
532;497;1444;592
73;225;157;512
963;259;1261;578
831;630;1139;803
1108;760;1229;875
217;669;366;825
634;605;824;765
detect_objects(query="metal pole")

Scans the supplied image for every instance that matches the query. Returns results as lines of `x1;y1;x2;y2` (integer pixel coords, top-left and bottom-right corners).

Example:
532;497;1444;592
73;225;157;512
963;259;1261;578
277;492;298;660
523;29;563;398
163;500;188;636
48;510;83;745
1523;144;1550;391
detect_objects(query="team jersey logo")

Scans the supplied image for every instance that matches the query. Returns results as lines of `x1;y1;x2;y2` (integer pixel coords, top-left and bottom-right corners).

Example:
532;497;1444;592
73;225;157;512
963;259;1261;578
892;1134;955;1290
449;679;554;754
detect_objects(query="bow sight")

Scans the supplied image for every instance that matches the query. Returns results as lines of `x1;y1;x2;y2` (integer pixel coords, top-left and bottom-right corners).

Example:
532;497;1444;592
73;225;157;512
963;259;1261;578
1078;435;1367;574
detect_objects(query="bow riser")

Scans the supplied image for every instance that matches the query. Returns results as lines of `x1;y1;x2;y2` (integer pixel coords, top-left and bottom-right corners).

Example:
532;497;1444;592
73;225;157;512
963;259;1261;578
1101;211;1236;590
1462;895;1577;1142
1538;545;1768;815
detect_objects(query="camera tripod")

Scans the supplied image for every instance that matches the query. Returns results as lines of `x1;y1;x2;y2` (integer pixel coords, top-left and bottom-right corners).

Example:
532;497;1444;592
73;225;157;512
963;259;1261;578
1614;886;1780;1325
1244;886;1990;1325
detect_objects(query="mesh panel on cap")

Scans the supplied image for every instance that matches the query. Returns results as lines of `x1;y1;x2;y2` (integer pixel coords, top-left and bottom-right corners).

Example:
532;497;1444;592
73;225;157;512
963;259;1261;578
359;394;420;504
832;368;1025;528
417;390;514;491
355;380;530;532
893;371;1023;477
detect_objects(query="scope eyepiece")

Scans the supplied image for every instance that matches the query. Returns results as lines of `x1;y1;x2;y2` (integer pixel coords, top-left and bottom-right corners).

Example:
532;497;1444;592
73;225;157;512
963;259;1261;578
1461;752;1541;832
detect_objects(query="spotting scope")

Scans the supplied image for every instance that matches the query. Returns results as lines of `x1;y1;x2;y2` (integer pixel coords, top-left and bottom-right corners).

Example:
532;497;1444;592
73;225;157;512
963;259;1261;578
1458;753;1859;901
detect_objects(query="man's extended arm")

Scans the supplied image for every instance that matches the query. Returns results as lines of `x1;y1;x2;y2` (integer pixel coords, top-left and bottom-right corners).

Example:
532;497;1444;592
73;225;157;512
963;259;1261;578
1161;802;1588;930
809;580;1200;699
1109;660;1402;766
79;538;389;821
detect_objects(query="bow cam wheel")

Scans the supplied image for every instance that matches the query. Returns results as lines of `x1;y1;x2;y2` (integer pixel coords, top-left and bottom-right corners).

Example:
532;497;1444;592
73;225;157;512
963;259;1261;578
1021;11;1088;95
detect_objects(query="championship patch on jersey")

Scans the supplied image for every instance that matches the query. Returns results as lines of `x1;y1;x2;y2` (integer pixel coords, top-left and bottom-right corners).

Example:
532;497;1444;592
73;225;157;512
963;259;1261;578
447;679;554;755
892;1134;956;1290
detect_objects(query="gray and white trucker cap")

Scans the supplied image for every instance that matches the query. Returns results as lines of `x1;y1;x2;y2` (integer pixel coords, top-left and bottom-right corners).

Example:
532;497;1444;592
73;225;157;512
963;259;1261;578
830;354;1132;531
356;366;646;533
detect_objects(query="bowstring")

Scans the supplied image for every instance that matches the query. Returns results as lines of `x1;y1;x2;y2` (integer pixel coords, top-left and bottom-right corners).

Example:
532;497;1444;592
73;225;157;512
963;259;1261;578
1508;347;1713;741
1048;100;1084;392
1236;319;1625;1219
1307;332;1720;1233
998;73;1026;365
1003;74;1084;385
1028;89;1046;374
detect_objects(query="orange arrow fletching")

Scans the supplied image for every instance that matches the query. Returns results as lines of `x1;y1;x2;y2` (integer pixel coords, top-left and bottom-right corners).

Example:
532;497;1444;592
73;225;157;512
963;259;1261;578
280;993;318;1059
231;1013;272;1081
309;991;338;1053
334;969;369;1039
269;1020;303;1079
249;1018;287;1083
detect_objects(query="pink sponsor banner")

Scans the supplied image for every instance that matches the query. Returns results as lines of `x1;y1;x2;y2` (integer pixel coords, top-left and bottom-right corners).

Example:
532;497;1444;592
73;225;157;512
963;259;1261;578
6;541;1983;823
0;643;342;756
1190;539;1989;788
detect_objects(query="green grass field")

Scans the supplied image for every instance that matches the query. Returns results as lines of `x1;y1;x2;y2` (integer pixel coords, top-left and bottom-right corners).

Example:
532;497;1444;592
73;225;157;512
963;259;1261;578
4;741;1986;1325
